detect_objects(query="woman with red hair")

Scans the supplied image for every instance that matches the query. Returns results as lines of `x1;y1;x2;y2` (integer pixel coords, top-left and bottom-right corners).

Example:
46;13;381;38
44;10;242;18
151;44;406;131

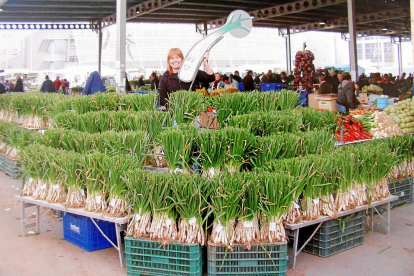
158;48;214;107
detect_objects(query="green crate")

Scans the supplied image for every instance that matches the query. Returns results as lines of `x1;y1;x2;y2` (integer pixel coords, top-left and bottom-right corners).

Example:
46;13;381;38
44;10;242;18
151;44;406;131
389;178;412;207
125;237;203;276
207;242;287;275
299;212;365;258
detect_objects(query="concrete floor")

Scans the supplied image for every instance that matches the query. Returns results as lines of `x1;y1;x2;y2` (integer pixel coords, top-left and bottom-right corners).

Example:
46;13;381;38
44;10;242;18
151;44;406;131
0;171;413;276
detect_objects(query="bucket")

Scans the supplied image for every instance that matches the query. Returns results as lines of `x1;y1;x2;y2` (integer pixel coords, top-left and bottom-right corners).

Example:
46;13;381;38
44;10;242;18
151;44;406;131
376;98;389;109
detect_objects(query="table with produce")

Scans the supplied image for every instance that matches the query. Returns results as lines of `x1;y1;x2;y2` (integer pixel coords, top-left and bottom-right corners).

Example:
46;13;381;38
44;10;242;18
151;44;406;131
0;91;413;275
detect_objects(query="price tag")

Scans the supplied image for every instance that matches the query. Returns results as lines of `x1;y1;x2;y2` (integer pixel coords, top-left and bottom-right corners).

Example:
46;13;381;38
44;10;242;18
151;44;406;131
363;183;367;191
269;222;276;232
38;129;45;135
135;214;141;221
293;201;300;209
189;217;197;226
401;191;405;196
80;189;85;197
41;184;47;190
243;221;253;228
28;178;33;183
215;223;223;233
95;195;102;204
52;184;59;189
165;218;172;227
330;194;335;202
110;199;116;207
351;189;356;196
174;168;184;174
313;198;320;205
209;167;215;177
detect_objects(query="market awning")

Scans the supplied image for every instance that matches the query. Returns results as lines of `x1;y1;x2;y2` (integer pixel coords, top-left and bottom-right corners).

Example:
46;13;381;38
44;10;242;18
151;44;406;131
0;0;411;38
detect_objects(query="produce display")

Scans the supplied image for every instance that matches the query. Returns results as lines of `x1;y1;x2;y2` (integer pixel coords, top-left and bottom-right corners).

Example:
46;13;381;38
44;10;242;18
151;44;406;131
2;89;413;253
384;97;414;134
0;121;41;159
360;111;402;138
335;115;372;142
293;43;316;93
0;92;66;128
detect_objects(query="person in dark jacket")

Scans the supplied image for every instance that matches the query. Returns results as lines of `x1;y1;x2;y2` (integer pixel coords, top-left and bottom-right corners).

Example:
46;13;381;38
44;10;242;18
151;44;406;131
40;75;55;93
125;72;132;92
318;75;333;94
14;76;24;92
158;48;214;107
232;71;242;83
138;75;145;87
0;82;5;94
150;72;159;90
243;70;255;92
336;80;361;112
82;71;106;95
328;70;340;94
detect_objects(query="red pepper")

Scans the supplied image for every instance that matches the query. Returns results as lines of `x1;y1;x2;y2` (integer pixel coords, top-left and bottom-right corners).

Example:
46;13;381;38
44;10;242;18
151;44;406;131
358;121;365;131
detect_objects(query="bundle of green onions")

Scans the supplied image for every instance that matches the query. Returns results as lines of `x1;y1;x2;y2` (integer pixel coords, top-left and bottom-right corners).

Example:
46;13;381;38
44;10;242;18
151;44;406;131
209;172;244;249
84;153;109;212
0;121;41;159
197;129;227;177
333;151;358;212
167;90;204;125
299;129;335;156
63;151;87;208
293;107;336;132
171;174;212;245
125;169;152;238
234;173;260;248
158;127;195;173
148;172;177;243
259;172;295;243
221;127;255;173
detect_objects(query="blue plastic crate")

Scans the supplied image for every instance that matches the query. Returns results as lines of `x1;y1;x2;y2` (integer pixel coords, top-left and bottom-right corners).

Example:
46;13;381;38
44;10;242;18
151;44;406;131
238;82;244;92
261;83;284;92
63;213;117;252
297;90;308;107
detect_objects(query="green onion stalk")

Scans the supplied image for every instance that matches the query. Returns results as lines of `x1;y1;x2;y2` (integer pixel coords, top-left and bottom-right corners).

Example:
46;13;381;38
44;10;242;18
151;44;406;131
120;93;158;112
299;129;335;156
170;174;212;245
209;172;244;249
234;173;260;248
197;129;227;178
148;172;177;243
63;151;87;208
0;121;41;160
105;155;137;216
275;89;301;111
333;151;358;212
270;157;309;224
20;145;49;197
158;128;195;173
84;153;109;212
222;127;255;173
293;107;336;132
259;172;295;243
384;136;414;179
125;169;152;238
168;90;204;125
0;94;13;122
45;152;67;203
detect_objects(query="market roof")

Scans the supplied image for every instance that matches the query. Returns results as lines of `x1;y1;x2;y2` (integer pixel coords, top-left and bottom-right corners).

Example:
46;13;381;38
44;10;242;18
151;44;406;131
0;0;411;38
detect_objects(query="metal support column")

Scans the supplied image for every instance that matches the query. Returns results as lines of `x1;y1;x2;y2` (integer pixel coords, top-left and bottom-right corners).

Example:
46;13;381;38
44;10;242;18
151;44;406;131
98;22;103;76
116;0;127;93
347;0;358;81
411;0;414;74
397;37;403;76
285;29;292;74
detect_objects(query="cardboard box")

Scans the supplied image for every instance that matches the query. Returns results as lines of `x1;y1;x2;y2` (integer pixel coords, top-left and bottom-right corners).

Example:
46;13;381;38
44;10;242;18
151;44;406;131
316;95;338;112
199;112;219;129
357;93;368;104
308;93;319;109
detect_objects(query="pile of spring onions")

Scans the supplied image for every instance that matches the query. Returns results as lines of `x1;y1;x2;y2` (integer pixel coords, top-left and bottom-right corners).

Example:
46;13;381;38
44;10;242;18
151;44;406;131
0;121;41;159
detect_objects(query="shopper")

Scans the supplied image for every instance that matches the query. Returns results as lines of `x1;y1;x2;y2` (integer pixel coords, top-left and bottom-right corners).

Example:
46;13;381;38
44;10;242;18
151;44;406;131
243;70;255;92
54;76;65;93
232;71;242;83
40;75;55;93
150;72;159;90
223;75;238;90
138;75;145;87
158;48;214;107
14;76;24;92
0;82;5;94
318;75;333;94
336;77;360;112
208;72;225;92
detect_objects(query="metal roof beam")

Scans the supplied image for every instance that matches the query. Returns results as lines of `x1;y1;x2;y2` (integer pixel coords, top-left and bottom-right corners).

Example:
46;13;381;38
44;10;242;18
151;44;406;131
98;0;184;28
198;0;347;32
287;8;409;33
0;23;99;30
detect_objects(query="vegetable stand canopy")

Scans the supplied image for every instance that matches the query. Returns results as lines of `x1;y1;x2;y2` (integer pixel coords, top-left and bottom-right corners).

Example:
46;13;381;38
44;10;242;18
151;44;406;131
0;0;410;38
